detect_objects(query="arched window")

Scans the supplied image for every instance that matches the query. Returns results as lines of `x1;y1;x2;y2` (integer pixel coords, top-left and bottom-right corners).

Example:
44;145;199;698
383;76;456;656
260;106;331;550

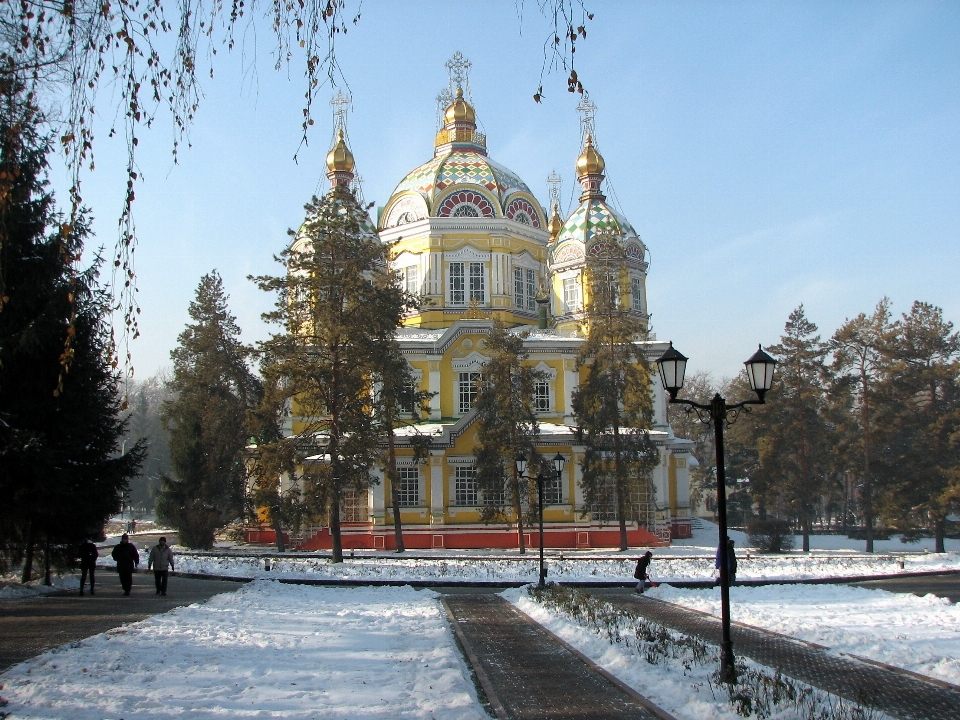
452;203;481;217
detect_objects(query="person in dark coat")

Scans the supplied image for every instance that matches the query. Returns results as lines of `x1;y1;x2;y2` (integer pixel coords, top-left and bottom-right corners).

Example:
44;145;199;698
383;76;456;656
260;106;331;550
78;537;99;596
715;538;738;584
111;533;139;596
634;550;653;593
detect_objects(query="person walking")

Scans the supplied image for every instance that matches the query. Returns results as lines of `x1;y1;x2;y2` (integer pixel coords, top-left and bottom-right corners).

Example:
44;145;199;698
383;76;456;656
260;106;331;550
111;533;139;596
147;537;175;596
715;538;738;585
634;550;653;594
78;537;99;596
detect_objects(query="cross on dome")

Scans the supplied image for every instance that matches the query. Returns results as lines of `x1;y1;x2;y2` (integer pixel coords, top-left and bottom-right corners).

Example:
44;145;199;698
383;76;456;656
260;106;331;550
576;92;598;145
436;87;454;130
547;171;563;208
445;51;473;102
330;90;350;134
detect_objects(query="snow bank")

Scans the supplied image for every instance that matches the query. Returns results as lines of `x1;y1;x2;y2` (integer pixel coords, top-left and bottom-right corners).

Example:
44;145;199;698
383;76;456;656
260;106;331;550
650;583;960;686
0;575;80;599
155;549;960;584
0;581;487;719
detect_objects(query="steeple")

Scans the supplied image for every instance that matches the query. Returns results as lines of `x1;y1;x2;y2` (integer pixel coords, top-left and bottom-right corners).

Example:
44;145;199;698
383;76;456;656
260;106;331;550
326;91;355;191
435;52;486;155
546;170;563;242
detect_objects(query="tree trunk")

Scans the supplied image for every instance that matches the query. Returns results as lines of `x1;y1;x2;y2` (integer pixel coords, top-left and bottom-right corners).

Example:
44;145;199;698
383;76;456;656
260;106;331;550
270;509;286;553
388;419;405;553
801;505;810;553
330;489;343;563
43;535;52;586
513;466;526;554
861;364;874;553
21;519;35;584
934;514;946;554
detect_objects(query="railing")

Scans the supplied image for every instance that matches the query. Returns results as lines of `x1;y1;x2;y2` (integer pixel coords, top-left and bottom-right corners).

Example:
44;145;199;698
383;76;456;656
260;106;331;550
434;128;486;148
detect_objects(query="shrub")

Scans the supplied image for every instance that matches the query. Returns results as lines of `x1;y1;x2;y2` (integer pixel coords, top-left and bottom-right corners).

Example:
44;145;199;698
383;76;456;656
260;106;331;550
746;518;795;553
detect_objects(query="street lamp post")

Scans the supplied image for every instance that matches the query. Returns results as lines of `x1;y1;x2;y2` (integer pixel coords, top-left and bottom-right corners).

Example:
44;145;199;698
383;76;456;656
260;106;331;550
515;452;566;588
655;343;777;684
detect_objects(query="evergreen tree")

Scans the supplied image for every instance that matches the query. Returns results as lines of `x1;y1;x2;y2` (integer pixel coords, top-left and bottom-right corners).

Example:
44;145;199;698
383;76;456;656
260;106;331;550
0;83;143;579
158;271;261;549
830;299;894;552
754;306;833;551
572;238;658;551
875;302;960;552
666;370;720;515
370;336;432;553
473;320;544;553
252;187;406;563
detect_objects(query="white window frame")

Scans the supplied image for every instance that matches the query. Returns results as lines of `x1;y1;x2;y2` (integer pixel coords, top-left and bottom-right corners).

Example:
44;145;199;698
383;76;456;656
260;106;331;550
395;466;421;507
542;474;563;505
404;266;419;295
631;276;644;312
454;466;479;506
534;380;551;413
514;267;537;311
458;372;482;414
562;276;581;313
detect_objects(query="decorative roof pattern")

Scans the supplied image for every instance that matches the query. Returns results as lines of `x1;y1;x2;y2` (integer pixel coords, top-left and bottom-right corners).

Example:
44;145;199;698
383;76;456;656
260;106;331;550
555;198;641;246
384;150;542;227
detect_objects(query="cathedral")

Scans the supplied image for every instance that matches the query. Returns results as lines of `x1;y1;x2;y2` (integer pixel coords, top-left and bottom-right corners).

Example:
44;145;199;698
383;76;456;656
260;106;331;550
258;55;694;551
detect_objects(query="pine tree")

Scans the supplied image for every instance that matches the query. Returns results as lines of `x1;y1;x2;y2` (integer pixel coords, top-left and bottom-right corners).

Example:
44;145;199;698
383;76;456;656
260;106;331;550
158;271;261;549
0;82;143;579
830;299;894;552
754;306;833;551
875;302;960;552
572;238;658;551
252;187;406;563
473;320;544;553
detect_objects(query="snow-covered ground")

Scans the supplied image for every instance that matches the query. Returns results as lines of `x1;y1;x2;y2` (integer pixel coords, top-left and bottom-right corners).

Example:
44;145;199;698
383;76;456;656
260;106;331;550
649;583;960;685
0;575;79;599
153;545;960;585
0;582;487;719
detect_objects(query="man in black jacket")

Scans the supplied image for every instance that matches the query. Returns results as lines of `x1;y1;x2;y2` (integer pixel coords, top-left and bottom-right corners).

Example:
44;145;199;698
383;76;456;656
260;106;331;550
111;534;139;596
78;538;99;596
634;551;653;593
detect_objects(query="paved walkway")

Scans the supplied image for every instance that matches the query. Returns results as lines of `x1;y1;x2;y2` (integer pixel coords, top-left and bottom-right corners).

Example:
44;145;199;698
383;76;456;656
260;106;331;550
598;589;960;720
441;593;674;720
0;572;245;672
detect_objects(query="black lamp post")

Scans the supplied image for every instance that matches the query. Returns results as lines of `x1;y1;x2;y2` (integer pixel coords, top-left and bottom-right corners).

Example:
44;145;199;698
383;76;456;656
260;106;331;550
515;451;566;588
655;342;777;684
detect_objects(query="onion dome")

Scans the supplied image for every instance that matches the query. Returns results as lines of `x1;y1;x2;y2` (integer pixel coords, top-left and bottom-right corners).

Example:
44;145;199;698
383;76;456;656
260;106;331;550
379;91;547;231
576;134;605;177
444;87;476;126
326;129;355;173
547;202;563;242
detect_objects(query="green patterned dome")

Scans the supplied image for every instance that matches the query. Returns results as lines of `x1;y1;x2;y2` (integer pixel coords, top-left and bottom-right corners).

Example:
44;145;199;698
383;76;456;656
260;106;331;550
381;150;546;230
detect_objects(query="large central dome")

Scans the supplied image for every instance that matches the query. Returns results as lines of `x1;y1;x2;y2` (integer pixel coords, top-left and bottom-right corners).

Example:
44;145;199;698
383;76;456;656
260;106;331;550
380;89;546;231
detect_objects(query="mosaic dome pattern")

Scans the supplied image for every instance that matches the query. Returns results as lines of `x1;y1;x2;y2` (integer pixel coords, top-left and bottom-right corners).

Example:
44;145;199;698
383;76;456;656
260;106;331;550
383;150;543;228
552;198;644;266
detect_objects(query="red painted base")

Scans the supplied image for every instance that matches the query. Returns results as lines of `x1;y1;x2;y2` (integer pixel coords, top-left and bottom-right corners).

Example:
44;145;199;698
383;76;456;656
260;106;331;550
246;524;669;551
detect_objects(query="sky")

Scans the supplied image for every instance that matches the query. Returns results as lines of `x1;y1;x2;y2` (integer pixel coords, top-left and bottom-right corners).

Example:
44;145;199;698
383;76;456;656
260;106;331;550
50;1;960;383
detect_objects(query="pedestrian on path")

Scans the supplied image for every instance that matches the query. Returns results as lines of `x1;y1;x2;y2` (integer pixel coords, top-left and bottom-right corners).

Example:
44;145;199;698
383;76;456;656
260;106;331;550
147;537;175;596
78;537;99;596
111;534;139;596
634;550;653;593
715;538;737;585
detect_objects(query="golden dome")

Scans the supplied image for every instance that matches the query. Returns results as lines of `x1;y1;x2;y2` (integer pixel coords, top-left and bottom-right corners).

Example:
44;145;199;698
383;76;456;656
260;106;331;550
576;134;605;176
548;203;563;239
325;129;355;173
444;87;476;125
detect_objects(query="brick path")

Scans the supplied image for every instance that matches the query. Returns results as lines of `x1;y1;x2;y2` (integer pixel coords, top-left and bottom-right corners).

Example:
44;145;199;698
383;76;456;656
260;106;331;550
441;594;674;720
600;590;960;720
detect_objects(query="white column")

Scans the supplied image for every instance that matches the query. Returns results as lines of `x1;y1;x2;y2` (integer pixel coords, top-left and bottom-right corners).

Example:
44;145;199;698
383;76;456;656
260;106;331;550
563;359;578;425
370;466;385;525
428;360;441;420
429;451;445;524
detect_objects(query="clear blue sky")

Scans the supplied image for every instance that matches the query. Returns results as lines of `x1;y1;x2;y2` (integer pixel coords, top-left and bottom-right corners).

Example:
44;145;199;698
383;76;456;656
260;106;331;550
52;1;960;383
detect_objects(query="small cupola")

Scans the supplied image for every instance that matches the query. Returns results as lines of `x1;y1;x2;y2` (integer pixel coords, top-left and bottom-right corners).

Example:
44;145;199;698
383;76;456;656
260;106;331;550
326;129;355;190
576;134;606;201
